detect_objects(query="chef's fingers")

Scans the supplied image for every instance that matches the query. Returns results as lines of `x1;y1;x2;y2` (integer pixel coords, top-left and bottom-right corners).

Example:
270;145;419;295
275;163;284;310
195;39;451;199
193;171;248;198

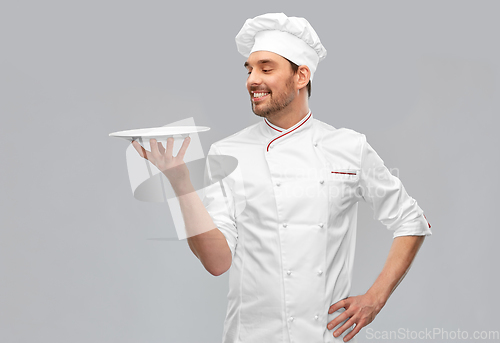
157;141;165;154
132;140;150;160
328;297;349;314
176;136;191;160
149;138;161;159
327;310;350;331
333;316;356;339
343;322;363;342
166;137;174;157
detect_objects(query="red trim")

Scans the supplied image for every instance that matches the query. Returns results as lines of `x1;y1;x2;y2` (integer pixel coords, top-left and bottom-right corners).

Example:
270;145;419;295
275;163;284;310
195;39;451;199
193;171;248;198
266;112;312;152
331;171;357;176
265;119;282;132
423;214;431;228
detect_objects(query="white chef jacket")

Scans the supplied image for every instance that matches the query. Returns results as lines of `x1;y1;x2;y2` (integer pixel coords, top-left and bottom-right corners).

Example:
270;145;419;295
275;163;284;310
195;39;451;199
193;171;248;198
201;110;432;343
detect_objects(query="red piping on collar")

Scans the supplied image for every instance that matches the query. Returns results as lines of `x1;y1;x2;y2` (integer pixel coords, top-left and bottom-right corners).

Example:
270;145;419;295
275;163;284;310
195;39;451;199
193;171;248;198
265;119;282;132
266;112;312;152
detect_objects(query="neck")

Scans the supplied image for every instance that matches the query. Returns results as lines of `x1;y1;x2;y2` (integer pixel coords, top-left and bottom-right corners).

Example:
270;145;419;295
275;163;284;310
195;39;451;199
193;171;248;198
265;100;310;130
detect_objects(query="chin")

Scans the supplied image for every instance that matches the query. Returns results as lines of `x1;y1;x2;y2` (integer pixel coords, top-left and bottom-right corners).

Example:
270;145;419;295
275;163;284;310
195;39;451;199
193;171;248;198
252;106;270;118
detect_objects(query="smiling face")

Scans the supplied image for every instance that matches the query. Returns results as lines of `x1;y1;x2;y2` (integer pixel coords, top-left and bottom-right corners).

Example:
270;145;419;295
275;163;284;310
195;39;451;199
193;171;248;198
244;51;298;118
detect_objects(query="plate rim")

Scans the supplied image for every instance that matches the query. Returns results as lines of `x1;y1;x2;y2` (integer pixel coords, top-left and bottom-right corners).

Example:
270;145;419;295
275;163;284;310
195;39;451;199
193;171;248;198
109;125;211;137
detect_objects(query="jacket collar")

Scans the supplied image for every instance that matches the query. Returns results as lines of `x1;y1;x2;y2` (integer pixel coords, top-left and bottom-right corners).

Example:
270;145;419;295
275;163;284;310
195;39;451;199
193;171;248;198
263;110;313;151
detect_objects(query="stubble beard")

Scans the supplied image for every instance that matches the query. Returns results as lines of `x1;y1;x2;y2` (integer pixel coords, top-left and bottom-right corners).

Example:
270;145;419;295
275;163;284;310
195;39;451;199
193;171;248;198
251;75;296;118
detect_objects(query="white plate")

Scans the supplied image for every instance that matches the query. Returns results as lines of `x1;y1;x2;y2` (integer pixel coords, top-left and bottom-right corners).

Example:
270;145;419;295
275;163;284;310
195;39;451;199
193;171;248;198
109;125;210;142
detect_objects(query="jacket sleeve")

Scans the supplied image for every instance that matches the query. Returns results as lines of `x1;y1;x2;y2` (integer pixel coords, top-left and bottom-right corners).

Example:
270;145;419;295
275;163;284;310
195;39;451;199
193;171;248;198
201;144;239;259
358;134;432;238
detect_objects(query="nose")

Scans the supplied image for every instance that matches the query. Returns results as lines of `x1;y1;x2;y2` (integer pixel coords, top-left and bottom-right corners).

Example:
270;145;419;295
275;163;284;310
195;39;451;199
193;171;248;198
246;70;262;87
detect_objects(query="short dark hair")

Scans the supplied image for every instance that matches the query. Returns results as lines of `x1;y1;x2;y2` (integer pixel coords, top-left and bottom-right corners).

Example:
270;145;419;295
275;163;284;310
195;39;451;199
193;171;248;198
287;59;312;98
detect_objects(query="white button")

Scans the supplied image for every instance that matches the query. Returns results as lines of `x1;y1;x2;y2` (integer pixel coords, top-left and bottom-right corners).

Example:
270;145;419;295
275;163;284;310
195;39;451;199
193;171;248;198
319;180;324;184
269;145;274;149
289;316;294;322
276;182;281;187
319;223;324;228
287;270;292;275
315;315;319;320
283;223;288;228
314;142;318;147
318;270;323;275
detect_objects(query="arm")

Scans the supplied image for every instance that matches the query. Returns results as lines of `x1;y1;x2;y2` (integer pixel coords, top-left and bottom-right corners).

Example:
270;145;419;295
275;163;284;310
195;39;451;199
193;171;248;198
132;137;232;276
174;180;232;276
366;235;425;307
326;134;431;341
327;235;425;341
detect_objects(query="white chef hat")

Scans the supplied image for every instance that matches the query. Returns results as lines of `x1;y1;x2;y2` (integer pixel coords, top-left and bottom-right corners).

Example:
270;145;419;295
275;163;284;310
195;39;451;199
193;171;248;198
235;13;327;81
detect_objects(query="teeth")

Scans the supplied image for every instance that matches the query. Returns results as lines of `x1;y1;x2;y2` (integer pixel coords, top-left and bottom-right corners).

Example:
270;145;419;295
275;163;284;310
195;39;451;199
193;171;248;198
253;92;269;98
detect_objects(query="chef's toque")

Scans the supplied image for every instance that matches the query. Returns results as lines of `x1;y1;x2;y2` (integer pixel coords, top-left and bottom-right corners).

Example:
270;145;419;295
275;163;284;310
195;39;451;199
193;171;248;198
235;12;327;81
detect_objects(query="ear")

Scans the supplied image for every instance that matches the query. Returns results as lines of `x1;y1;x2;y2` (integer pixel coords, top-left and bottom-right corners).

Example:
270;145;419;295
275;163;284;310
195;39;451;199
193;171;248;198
296;65;311;90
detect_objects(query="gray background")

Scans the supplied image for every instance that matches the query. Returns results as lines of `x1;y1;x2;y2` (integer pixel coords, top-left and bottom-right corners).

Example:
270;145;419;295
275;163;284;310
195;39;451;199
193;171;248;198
1;1;499;342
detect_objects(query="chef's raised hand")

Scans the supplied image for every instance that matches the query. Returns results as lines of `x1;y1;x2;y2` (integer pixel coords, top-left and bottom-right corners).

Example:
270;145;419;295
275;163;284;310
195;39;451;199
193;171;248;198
131;137;191;186
326;293;383;342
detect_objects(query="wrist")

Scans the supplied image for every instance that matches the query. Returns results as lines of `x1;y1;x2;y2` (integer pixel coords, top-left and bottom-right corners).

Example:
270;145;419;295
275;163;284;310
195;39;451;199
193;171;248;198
170;177;195;196
365;288;388;312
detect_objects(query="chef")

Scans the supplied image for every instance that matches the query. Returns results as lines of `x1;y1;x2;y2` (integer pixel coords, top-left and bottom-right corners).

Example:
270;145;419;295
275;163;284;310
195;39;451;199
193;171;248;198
132;12;432;343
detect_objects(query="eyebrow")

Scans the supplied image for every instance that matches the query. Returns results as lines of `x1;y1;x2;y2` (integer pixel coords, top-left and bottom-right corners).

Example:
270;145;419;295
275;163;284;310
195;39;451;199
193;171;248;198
244;59;276;68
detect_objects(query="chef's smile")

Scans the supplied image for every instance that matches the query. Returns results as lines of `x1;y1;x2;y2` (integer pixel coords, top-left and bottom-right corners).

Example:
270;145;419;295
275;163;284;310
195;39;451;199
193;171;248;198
251;91;270;102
